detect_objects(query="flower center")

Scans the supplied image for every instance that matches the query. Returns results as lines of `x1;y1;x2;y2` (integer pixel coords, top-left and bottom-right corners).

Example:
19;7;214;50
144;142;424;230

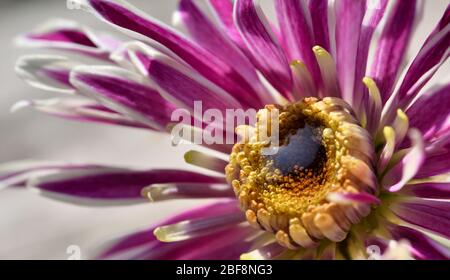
226;97;377;249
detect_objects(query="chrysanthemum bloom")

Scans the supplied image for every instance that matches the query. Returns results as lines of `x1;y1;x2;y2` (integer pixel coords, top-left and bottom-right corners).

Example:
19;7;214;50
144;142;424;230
4;0;450;259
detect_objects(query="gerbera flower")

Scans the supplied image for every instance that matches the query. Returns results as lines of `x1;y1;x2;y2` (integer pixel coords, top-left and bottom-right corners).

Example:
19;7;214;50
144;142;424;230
4;0;450;260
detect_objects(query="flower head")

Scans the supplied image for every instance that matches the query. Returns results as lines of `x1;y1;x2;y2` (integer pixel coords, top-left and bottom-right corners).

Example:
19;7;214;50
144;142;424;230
4;0;450;260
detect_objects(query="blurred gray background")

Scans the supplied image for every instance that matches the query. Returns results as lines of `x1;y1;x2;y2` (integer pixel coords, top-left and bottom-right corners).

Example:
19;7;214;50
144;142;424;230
0;0;449;259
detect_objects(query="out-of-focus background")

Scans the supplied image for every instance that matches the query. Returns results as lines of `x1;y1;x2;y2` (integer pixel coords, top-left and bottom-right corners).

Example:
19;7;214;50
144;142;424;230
0;0;449;259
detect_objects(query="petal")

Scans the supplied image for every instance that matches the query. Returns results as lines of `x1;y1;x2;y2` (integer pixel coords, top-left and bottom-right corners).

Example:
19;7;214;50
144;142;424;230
406;84;450;142
99;200;255;260
70;0;260;108
370;0;417;103
235;0;293;98
391;199;450;239
208;0;247;51
11;98;148;129
397;5;450;107
241;242;285;260
0;161;99;189
401;182;450;199
275;0;321;86
388;225;450;260
124;43;243;112
335;0;366;105
383;129;425;192
353;0;388;115
15;55;78;94
307;0;330;51
16;18;118;59
29;167;225;205
327;192;381;205
70;65;176;130
175;0;269;105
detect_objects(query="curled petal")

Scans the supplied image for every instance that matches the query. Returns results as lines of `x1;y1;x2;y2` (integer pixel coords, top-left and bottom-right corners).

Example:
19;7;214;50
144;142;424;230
69;0;260;108
383;129;425;192
16;18;118;59
70;65;176;130
235;0;293;98
15;55;78;94
11;98;147;129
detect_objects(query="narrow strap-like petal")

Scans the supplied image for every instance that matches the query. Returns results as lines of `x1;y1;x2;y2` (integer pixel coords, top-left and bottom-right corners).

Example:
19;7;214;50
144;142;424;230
401;182;450;199
176;0;268;106
71;0;259;108
15;55;79;94
70;65;176;131
353;0;388;115
29;166;226;205
370;0;417;103
308;0;330;51
388;225;450;260
16;18;118;59
235;0;293;98
391;199;450;239
406;83;450;142
11;98;148;129
275;0;321;87
335;0;366;105
397;5;450;107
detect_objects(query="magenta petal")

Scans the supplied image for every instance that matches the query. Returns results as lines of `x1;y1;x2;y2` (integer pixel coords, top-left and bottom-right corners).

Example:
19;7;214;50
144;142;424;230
335;0;366;105
177;0;265;106
98;200;253;260
30;167;226;203
308;0;330;51
17;19;118;59
235;0;293;98
406;84;450;142
397;5;450;107
388;225;450;260
70;66;176;130
391;199;450;239
353;0;388;114
401;182;450;199
370;0;417;103
12;98;148;129
85;0;259;108
275;0;321;87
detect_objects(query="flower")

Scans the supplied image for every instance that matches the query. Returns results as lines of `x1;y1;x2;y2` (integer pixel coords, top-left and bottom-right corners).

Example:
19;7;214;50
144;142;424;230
4;0;450;260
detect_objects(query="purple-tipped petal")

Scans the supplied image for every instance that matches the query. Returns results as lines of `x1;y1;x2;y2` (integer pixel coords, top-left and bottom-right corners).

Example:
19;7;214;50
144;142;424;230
176;0;268;106
0;161;100;189
327;192;381;205
15;55;78;94
16;19;118;59
235;0;293;98
308;0;330;51
335;0;366;105
142;182;233;202
72;0;260;108
29;166;226;205
11;98;148;129
406;84;450;142
128;46;243;112
70;65;176;131
388;225;450;260
370;0;417;103
397;5;450;107
401;182;450;199
383;129;425;192
275;0;321;87
353;0;388;115
391;199;450;239
98;200;255;260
